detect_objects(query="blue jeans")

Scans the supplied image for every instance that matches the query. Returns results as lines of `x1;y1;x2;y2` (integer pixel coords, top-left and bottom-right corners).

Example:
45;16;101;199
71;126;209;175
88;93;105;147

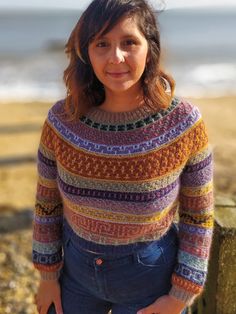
48;223;187;314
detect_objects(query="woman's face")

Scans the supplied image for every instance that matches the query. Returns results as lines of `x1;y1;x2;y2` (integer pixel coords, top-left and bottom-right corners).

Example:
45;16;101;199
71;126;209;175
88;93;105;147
88;16;149;96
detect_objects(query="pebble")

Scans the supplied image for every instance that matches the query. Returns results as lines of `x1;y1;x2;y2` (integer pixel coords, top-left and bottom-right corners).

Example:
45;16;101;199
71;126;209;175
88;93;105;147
0;252;6;264
0;229;39;314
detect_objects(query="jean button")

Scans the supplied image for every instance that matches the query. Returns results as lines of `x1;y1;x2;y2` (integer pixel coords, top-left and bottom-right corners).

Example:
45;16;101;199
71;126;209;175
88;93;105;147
95;258;103;265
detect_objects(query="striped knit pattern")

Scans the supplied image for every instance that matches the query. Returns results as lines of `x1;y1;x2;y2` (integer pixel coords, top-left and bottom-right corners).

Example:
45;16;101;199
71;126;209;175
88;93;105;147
32;97;214;305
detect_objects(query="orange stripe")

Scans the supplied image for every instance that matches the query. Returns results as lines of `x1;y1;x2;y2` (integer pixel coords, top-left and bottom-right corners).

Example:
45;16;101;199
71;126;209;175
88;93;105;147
43;121;207;181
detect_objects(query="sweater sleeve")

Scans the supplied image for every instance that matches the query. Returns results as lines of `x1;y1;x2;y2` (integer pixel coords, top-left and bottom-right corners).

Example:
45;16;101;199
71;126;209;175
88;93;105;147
32;116;63;280
169;113;214;305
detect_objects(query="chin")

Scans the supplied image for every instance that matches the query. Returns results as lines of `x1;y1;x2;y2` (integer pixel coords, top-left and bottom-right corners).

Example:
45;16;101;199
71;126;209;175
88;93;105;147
105;82;139;94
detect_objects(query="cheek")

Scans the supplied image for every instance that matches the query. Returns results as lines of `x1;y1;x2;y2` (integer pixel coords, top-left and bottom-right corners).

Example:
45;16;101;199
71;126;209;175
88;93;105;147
134;54;148;73
89;55;103;76
92;62;104;79
135;48;148;67
88;50;98;70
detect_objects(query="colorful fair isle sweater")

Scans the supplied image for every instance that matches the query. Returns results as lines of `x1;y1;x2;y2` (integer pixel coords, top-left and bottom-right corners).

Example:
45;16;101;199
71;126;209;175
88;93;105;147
32;97;214;305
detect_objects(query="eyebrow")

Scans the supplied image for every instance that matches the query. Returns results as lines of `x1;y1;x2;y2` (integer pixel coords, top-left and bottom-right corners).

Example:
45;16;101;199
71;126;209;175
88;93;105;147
95;34;139;41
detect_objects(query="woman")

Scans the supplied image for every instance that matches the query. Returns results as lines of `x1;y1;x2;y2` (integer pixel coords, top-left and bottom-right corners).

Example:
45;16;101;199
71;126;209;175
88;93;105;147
33;0;214;313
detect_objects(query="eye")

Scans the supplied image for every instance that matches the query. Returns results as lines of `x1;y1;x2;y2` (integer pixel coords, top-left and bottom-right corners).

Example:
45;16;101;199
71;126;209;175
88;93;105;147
123;39;137;46
96;41;109;48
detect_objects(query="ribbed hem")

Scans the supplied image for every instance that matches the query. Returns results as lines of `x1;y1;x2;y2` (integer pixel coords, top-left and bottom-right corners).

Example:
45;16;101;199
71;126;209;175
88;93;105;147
169;286;198;306
40;270;61;281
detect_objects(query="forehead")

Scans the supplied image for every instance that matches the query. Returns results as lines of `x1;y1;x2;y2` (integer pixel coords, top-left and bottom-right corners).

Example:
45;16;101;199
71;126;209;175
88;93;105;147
93;15;144;40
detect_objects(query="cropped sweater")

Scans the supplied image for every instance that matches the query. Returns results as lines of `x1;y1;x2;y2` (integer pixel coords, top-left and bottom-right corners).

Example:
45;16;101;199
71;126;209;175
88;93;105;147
32;97;214;305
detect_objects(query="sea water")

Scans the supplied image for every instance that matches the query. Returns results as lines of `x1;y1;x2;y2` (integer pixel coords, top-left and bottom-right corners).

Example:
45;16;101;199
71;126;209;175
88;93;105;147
0;7;235;102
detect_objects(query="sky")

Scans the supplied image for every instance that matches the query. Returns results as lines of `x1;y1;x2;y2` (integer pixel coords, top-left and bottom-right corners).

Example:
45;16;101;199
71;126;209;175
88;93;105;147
0;0;236;10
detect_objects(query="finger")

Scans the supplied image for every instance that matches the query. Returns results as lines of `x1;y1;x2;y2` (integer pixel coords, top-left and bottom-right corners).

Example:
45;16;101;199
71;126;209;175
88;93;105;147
37;304;41;314
55;299;64;314
40;305;50;314
137;306;160;314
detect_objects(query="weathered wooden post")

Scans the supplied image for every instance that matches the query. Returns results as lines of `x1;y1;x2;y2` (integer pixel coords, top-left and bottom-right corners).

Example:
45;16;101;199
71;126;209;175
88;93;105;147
191;196;236;314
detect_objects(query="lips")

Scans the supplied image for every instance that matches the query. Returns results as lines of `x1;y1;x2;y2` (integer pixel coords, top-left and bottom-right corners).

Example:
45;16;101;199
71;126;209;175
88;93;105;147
106;71;129;78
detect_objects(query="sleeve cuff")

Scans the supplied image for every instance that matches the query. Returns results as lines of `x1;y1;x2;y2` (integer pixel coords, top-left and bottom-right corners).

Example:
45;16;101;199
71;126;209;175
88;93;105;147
169;285;199;306
40;270;61;281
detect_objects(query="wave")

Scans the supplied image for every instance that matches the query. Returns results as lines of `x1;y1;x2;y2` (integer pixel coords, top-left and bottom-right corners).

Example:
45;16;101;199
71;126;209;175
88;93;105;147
170;62;236;98
0;81;65;103
0;57;235;102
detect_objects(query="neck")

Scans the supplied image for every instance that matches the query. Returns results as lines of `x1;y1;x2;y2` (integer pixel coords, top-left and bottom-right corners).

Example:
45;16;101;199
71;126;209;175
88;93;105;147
101;85;144;113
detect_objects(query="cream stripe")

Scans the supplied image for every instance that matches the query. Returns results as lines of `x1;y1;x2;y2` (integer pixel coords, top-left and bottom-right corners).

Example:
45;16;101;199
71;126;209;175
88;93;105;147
187;144;212;165
39;143;55;161
57;162;183;193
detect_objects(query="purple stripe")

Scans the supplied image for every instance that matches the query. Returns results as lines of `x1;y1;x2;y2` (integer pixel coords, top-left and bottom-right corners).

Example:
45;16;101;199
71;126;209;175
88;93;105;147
179;222;213;236
58;176;179;203
34;216;62;224
32;250;62;265
38;149;56;167
48;104;200;155
174;263;207;286
38;162;57;179
181;164;213;187
185;154;212;173
61;184;179;215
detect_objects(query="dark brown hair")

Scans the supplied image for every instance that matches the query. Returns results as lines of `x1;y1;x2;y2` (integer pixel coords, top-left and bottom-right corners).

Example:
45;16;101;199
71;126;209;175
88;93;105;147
63;0;175;120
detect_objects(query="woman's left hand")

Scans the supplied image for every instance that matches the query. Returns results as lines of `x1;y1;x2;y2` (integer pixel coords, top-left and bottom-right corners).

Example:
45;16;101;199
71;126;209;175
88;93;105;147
136;295;186;314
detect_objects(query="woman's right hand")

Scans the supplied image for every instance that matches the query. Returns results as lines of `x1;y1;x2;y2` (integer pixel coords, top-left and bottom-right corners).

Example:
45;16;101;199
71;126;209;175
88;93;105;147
35;279;63;314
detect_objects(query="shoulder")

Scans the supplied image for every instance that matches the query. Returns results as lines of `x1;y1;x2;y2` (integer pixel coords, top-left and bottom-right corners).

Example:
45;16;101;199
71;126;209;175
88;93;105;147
175;98;210;152
48;98;66;117
174;97;202;118
45;98;66;126
168;97;210;153
172;96;203;128
40;99;66;136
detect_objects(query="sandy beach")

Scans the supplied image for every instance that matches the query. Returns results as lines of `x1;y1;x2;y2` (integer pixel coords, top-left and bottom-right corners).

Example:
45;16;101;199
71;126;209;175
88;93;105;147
190;96;236;197
0;96;235;313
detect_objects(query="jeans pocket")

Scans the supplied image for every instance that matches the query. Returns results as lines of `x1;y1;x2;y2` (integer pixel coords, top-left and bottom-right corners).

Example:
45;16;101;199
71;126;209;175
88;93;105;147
136;242;166;267
136;231;178;268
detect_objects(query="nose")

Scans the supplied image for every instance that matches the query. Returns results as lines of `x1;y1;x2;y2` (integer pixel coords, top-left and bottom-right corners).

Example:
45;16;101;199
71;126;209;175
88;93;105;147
109;46;125;64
